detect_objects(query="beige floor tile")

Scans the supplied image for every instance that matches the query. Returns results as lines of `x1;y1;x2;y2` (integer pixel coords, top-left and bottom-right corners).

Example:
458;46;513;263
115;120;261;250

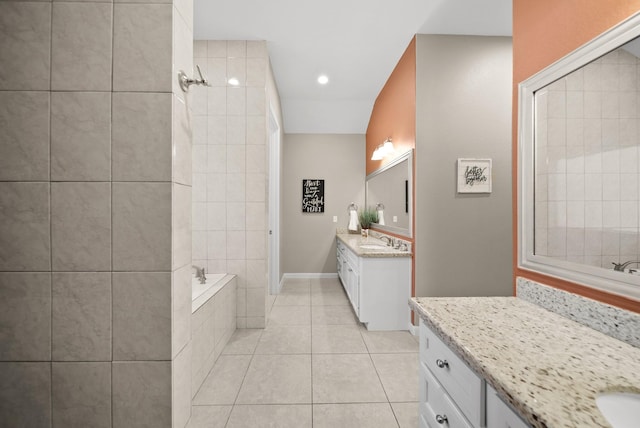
188;405;232;428
312;354;387;403
280;280;311;294
267;305;311;326
310;282;343;294
226;404;312;428
310;277;341;286
221;329;263;355
311;289;350;306
255;325;311;354
391;402;419;428
236;354;312;404
361;331;419;353
274;292;311;306
311;305;359;326
313;403;399;428
192;355;252;405
312;325;367;354
371;353;419;402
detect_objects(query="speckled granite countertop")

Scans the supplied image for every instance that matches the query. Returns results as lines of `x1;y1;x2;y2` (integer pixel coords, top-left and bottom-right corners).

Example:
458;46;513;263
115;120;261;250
410;296;640;428
336;233;411;258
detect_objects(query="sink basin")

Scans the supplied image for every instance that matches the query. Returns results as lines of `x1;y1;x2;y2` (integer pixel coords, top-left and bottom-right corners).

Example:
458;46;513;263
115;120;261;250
359;244;388;250
596;392;640;428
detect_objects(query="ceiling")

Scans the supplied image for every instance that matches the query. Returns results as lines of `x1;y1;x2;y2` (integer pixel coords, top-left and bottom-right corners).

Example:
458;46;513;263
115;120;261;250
194;0;512;134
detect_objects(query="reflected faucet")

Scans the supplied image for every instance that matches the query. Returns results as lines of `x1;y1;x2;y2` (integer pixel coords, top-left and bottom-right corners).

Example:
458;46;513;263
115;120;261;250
192;265;206;284
612;261;640;272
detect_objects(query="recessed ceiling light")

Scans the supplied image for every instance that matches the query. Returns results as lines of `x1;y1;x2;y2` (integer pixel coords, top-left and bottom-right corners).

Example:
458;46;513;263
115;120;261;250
228;77;240;86
317;75;329;85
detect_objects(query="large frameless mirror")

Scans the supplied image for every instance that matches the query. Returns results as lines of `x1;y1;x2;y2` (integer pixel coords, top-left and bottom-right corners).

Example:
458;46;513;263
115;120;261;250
366;150;413;238
519;13;640;301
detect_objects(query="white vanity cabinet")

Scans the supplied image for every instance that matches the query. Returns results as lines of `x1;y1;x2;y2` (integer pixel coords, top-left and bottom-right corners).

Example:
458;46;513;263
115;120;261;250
419;319;529;428
336;237;411;330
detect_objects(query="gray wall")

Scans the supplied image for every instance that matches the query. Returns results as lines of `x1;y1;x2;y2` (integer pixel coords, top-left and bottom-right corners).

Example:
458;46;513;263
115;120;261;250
282;134;365;274
415;34;513;298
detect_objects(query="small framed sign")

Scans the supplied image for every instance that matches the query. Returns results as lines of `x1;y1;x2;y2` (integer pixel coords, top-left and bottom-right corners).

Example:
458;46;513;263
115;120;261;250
457;158;492;193
302;179;325;213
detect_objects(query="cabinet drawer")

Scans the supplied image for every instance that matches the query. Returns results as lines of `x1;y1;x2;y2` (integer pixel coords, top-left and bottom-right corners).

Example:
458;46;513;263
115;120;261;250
486;384;530;428
420;321;484;427
420;364;474;428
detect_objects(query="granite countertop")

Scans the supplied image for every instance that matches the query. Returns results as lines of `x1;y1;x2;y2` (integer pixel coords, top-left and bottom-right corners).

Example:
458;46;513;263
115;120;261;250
409;296;640;428
336;233;412;258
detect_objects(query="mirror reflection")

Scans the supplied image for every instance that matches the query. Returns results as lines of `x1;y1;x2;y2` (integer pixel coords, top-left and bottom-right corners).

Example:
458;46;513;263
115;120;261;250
534;36;640;278
366;150;412;237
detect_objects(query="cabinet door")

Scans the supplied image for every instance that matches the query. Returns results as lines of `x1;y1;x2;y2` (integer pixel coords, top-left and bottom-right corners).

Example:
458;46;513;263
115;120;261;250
486;385;529;428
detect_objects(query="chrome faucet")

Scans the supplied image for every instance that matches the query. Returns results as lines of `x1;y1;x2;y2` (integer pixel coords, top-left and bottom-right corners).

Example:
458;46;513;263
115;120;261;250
380;236;394;246
192;265;206;284
612;261;640;272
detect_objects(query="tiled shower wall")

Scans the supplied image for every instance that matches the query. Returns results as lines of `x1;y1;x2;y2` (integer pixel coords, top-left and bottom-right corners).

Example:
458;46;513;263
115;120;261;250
535;48;640;268
0;1;193;427
192;40;270;329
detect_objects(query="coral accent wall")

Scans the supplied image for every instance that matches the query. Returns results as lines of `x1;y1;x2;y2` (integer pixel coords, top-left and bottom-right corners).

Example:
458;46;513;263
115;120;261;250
513;0;640;312
366;37;416;175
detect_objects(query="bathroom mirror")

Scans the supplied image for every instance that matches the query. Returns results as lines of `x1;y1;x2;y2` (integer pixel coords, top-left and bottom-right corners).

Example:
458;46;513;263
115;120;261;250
366;149;413;238
519;12;640;301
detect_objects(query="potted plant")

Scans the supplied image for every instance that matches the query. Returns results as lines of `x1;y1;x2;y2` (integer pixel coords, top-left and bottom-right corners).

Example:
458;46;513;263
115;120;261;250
358;207;379;238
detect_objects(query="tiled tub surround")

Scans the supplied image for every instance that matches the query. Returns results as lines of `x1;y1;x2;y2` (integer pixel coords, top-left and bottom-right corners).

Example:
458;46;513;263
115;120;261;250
191;40;273;329
409;297;640;428
0;1;194;427
191;275;236;399
516;277;640;348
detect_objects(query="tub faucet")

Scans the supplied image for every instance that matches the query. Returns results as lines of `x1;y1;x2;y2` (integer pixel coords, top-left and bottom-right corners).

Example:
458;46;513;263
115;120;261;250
612;261;640;272
192;265;206;284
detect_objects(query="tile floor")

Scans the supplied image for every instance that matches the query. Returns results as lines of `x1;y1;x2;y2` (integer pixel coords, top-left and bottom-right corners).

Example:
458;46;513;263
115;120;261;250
189;277;419;428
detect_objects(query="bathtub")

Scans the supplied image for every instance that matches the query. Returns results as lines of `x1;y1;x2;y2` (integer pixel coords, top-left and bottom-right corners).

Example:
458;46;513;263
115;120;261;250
192;273;233;313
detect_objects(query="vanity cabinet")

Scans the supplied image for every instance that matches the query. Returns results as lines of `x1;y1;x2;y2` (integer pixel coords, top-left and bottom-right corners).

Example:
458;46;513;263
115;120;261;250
336;238;411;330
419;319;529;428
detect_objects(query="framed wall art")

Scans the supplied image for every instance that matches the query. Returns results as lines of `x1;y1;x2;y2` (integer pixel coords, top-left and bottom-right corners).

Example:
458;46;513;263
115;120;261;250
302;179;325;212
457;158;492;193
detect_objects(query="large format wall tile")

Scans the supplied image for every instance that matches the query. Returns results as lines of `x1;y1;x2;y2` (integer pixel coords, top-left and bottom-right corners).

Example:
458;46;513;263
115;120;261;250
51;2;112;91
0;273;51;361
0;92;50;181
172;183;192;270
0;2;51;90
172;264;191;358
113;182;172;271
113;4;172;92
173;94;193;185
52;362;111;428
112;361;171;428
112;92;172;182
113;272;171;360
51;182;111;271
0;362;51;427
51;92;111;181
172;344;192;428
0;182;50;271
52;273;111;361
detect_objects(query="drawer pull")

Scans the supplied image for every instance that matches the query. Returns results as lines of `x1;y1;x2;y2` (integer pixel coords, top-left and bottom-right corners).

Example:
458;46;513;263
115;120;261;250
436;359;449;369
435;414;448;424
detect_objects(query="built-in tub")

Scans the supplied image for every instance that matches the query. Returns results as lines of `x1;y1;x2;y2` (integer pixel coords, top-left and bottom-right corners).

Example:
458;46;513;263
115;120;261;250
191;272;237;398
192;273;232;313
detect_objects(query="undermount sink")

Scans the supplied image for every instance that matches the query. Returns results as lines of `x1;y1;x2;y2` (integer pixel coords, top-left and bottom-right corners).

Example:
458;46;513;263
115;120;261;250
595;392;640;428
359;244;388;250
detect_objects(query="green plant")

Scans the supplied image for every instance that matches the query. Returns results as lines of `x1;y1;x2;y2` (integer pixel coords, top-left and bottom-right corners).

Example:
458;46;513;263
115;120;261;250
358;207;379;229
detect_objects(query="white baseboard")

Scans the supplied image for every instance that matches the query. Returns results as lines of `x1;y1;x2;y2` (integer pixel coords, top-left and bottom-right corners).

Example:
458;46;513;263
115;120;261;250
281;273;339;280
408;322;418;336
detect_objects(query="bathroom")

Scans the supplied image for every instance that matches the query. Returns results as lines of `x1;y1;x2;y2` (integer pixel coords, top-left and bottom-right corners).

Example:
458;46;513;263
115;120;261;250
1;1;640;428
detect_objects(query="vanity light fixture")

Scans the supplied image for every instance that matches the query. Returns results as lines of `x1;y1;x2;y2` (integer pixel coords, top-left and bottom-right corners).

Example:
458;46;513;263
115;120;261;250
371;138;394;160
317;74;329;85
228;77;240;86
